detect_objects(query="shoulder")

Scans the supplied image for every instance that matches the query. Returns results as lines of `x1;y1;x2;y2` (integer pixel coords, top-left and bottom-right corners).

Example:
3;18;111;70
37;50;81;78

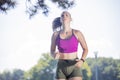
52;31;59;38
72;29;85;41
73;29;83;36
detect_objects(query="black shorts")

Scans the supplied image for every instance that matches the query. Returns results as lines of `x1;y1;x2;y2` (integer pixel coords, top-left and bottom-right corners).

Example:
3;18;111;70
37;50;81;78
56;58;82;79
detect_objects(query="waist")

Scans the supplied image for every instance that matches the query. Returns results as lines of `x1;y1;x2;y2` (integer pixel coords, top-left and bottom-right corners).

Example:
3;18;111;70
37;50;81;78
58;52;78;60
59;57;78;61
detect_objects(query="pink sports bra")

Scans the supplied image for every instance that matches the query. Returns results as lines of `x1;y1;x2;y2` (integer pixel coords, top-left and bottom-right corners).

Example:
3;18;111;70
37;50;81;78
56;29;78;53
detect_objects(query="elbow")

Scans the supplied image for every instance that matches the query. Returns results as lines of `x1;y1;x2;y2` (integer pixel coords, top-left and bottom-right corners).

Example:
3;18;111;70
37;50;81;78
83;48;88;54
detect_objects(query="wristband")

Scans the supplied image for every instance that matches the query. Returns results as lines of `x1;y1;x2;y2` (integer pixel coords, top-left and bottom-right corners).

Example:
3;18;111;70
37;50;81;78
80;58;85;62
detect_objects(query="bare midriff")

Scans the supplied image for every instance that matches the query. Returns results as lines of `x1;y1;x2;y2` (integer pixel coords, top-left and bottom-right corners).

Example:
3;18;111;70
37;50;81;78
58;52;78;60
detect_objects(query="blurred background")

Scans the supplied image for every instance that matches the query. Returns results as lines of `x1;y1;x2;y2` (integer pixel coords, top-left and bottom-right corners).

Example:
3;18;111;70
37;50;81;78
0;0;120;80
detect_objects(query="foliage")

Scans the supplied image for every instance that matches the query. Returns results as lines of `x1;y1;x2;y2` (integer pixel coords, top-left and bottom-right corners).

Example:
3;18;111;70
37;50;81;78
23;53;92;80
116;63;120;79
26;0;75;18
0;69;24;80
24;53;57;80
0;54;120;80
0;70;12;80
12;69;24;80
0;0;75;18
82;62;92;80
86;57;120;80
0;0;16;13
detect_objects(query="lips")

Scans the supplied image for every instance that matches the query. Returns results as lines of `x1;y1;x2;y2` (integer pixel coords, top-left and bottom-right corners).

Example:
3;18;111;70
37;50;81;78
63;18;67;21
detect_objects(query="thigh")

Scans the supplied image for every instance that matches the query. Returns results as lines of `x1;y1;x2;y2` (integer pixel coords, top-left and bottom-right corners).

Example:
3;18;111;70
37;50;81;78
69;66;82;78
56;60;67;79
69;77;82;80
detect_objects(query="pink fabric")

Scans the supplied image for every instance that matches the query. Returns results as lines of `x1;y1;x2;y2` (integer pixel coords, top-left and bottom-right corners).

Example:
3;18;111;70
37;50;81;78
56;31;78;53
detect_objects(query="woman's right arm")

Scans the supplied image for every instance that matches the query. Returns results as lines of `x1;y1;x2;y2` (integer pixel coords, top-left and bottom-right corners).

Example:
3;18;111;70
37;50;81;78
50;32;58;58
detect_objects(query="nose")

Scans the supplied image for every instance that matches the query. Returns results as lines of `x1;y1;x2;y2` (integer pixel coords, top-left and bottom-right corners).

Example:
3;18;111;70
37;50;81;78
62;14;67;20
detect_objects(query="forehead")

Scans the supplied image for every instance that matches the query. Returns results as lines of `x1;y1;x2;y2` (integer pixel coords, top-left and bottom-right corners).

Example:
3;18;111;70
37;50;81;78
61;11;70;15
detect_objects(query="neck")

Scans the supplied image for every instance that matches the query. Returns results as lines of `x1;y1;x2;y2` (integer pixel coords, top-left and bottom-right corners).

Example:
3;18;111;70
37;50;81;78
62;27;72;35
62;23;71;32
63;27;71;32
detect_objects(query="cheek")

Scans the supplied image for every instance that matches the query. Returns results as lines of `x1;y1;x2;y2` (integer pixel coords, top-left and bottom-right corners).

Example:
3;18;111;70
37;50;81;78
60;18;62;22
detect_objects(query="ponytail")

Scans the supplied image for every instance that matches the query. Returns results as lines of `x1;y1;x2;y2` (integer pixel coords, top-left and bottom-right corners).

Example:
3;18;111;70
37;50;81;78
52;17;62;32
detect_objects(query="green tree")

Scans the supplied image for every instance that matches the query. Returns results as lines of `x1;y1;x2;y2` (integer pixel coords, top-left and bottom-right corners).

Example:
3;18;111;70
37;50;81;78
11;69;24;80
97;58;118;80
0;70;12;80
87;57;120;80
24;53;57;80
82;61;92;80
24;53;91;80
0;69;24;80
116;62;120;79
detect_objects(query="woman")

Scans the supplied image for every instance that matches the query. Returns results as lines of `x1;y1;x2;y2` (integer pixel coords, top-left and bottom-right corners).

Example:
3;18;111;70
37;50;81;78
50;11;88;80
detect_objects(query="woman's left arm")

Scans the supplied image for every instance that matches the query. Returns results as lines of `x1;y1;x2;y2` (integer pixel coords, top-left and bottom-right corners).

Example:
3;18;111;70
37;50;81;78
77;30;88;62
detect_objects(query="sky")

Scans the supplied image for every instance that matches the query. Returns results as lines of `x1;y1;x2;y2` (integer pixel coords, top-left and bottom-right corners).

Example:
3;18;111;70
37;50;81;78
0;0;120;72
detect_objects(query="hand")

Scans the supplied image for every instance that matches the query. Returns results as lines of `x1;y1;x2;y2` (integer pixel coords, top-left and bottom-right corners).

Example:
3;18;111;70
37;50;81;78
54;52;60;59
75;59;83;68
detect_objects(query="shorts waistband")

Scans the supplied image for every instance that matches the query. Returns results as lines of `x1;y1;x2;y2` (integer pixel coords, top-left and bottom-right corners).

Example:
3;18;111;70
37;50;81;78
58;57;79;61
